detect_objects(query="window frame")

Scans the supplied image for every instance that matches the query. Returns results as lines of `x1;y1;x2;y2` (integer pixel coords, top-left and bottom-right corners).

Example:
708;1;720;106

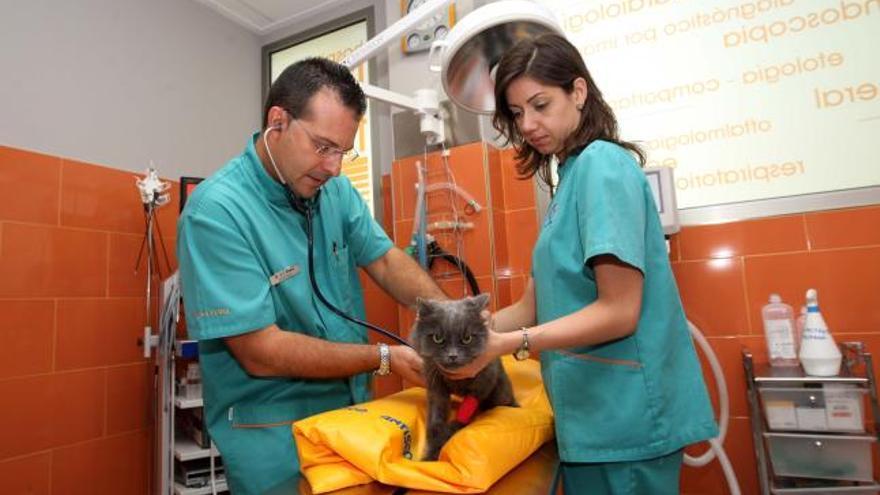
261;8;383;218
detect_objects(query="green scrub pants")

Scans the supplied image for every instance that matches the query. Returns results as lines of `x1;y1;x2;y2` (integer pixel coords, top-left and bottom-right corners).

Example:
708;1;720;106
552;450;683;495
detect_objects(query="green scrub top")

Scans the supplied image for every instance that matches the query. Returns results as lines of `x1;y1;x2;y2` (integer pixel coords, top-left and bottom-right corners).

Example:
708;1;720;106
532;140;718;463
177;133;393;495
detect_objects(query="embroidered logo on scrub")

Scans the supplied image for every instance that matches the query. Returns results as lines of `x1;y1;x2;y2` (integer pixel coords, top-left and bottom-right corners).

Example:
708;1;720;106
270;264;300;286
195;308;231;318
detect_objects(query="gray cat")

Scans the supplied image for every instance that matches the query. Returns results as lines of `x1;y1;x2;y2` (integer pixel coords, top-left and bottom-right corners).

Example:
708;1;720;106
413;293;518;461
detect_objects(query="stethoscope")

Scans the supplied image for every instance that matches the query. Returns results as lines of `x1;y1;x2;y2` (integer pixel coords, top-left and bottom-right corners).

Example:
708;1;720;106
263;125;413;348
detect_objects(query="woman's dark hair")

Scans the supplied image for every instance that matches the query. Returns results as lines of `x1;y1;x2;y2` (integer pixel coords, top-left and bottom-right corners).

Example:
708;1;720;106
492;34;645;188
262;57;366;126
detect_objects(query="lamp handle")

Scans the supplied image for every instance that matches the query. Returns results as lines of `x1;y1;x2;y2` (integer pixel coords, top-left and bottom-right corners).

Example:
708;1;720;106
428;39;449;73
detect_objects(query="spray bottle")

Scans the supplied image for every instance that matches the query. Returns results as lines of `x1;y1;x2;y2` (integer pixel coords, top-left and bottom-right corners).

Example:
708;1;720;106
799;289;842;376
795;306;807;345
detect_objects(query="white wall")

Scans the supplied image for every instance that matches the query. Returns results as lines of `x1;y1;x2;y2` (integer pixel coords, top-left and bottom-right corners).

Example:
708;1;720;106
0;0;261;178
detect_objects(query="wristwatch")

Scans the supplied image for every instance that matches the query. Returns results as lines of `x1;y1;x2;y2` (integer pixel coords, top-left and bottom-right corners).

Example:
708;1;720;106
513;327;530;361
375;343;391;376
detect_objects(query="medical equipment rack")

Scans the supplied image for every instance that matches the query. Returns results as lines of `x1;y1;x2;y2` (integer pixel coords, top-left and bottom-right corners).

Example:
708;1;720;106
172;386;228;495
744;342;880;494
153;283;227;494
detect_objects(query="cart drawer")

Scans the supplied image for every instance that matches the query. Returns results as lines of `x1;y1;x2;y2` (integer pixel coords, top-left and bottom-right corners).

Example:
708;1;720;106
765;432;874;482
759;385;866;433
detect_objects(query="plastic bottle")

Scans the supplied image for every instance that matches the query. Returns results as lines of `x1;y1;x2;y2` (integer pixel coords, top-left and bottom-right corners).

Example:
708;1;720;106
799;289;842;376
795;306;807;345
761;294;799;367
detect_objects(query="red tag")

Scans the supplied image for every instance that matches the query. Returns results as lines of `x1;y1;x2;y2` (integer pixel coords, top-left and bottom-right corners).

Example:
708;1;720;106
456;395;480;424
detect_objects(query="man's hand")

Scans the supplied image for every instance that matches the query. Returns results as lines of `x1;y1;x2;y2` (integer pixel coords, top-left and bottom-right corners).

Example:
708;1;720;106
389;345;426;387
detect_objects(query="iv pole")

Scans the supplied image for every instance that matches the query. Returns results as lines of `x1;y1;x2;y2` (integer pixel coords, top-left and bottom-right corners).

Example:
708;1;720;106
135;169;175;495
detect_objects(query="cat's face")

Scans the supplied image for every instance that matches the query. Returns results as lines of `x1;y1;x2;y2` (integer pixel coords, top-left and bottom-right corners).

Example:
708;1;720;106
414;294;490;370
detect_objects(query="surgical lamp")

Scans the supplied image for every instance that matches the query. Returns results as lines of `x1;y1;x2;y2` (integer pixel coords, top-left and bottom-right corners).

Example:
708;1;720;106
341;0;562;145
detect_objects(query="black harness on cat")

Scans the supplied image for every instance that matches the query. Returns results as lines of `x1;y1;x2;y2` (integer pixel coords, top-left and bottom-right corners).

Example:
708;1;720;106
290;188;413;348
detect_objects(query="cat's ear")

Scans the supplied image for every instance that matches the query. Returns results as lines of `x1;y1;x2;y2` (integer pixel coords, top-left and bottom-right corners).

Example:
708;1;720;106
416;297;436;317
468;293;491;311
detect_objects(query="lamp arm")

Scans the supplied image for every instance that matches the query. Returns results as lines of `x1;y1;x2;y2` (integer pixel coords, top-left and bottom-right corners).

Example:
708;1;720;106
361;83;421;112
342;0;454;145
341;0;453;70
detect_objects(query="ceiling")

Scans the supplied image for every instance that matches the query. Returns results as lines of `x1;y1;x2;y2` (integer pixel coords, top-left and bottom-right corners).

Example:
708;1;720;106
191;0;352;35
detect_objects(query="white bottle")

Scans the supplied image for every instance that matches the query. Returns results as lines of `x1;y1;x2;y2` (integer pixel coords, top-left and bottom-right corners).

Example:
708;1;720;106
796;306;807;345
762;294;799;367
799;289;842;376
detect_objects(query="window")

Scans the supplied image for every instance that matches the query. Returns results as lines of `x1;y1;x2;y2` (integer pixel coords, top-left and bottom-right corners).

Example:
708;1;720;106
264;12;378;216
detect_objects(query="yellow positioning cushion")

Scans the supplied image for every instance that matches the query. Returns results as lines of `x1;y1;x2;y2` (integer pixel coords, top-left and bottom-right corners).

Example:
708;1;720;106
293;357;554;493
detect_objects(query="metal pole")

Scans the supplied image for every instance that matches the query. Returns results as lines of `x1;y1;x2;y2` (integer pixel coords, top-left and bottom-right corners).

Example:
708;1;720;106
743;350;771;495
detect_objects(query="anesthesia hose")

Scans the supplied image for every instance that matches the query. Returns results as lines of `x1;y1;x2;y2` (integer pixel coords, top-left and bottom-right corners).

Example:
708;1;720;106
685;319;741;495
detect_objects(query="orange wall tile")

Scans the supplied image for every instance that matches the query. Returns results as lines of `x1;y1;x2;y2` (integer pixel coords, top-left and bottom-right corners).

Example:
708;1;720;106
672;258;751;336
0;223;108;298
504;208;538;275
55;298;147;370
0;300;54;379
0;146;61;225
0;452;51;495
492;211;509;273
487;149;506;212
51;430;149;495
106;363;151;435
0;375;55;458
668;233;681;262
49;370;106;448
1;145;167;494
60;159;179;236
510;275;528;303
495;277;512;308
499;149;536;212
381;174;393;236
806;205;880;250
107;232;172;297
678;214;808;260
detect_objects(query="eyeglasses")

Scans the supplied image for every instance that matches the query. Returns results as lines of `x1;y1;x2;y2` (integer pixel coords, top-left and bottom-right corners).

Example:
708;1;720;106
290;118;360;164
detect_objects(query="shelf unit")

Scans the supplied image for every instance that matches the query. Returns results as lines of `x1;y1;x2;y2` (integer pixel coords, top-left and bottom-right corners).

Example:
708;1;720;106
170;351;227;494
174;436;221;463
744;342;880;494
173;479;228;495
175;396;204;409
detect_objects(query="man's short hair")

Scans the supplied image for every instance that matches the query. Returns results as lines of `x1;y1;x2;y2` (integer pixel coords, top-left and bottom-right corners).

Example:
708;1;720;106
262;57;367;127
